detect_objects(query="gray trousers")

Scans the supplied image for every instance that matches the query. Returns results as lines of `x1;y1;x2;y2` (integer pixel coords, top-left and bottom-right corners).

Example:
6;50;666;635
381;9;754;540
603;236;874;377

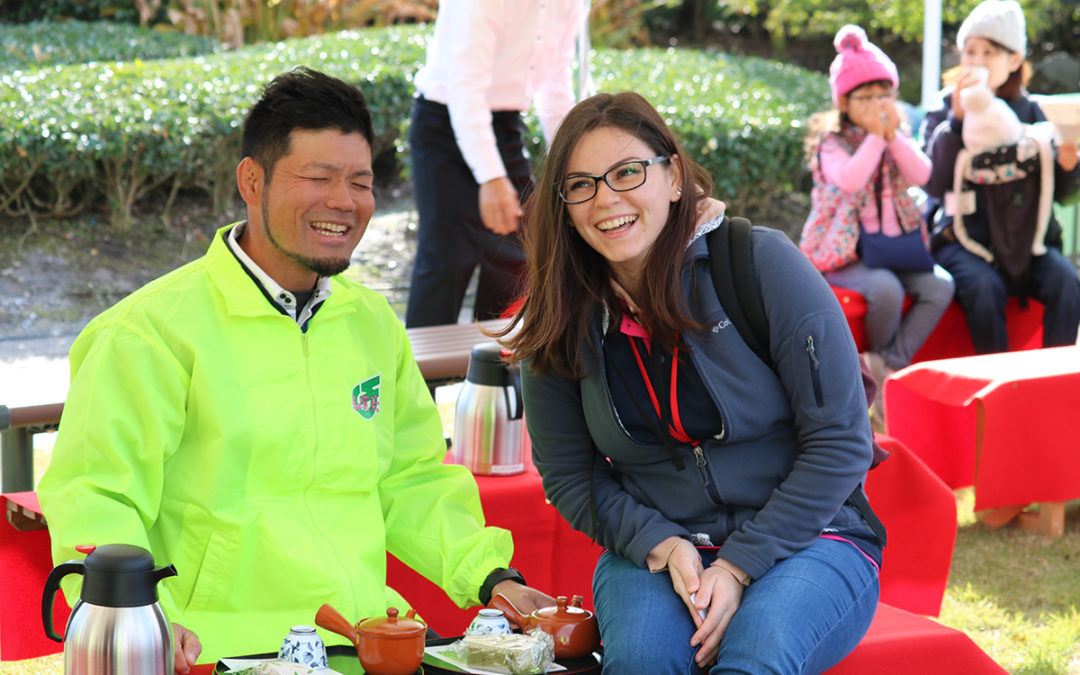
826;262;955;370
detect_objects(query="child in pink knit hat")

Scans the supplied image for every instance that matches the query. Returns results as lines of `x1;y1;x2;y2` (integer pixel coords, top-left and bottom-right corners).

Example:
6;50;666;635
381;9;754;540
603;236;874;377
801;25;954;428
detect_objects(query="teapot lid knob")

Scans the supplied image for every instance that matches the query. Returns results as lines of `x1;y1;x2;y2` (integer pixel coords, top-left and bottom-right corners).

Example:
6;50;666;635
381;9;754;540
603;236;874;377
387;607;399;623
556;596;568;609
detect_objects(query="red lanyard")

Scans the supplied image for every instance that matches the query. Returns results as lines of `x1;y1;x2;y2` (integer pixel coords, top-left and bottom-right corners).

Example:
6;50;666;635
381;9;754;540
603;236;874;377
626;335;697;446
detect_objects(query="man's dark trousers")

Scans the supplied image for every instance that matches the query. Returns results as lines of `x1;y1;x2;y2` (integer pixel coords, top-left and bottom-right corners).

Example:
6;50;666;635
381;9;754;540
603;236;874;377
405;96;533;328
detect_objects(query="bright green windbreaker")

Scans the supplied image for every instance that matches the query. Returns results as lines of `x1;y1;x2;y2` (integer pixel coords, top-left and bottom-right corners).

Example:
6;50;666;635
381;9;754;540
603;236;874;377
38;225;513;661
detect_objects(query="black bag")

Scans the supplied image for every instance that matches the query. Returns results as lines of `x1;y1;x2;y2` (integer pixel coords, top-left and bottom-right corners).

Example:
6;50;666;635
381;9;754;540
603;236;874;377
859;228;935;271
706;216;887;547
858;172;934;272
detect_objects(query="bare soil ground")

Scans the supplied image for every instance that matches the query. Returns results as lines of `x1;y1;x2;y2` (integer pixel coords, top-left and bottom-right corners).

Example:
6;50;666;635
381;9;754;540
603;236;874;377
0;184;810;359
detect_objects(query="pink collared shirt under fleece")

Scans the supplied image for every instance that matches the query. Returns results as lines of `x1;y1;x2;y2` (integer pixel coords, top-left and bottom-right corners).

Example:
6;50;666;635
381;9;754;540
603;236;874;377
414;0;582;185
819;132;931;236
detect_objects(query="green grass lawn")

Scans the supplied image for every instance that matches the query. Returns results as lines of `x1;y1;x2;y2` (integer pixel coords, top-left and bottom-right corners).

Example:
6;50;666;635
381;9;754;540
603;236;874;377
942;489;1080;673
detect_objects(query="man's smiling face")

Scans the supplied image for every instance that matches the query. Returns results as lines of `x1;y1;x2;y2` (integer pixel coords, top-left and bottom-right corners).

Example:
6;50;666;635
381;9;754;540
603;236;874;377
240;128;375;291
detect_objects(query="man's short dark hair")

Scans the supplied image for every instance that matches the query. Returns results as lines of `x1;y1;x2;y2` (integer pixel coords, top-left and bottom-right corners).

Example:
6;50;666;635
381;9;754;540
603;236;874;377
241;66;374;178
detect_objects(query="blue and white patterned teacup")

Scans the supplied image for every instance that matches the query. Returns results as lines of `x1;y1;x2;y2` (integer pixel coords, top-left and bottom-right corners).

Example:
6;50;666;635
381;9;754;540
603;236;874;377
278;625;329;670
466;608;513;637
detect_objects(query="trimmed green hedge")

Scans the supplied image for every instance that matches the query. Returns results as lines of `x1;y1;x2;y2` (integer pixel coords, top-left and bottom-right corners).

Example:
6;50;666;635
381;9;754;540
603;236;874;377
0;21;219;71
0;24;828;228
0;27;427;227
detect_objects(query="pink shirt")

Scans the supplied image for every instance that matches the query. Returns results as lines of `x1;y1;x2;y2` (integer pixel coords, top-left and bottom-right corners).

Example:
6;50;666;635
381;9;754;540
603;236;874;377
819;133;931;236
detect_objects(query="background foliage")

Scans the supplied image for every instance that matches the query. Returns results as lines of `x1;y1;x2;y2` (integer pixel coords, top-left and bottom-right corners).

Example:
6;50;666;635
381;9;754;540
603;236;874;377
0;21;219;71
718;0;1074;46
0;0;141;23
0;23;827;229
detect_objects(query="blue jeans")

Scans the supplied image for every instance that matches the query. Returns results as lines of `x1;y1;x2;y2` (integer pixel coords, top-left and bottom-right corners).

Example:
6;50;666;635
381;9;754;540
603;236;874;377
935;243;1080;353
593;538;879;674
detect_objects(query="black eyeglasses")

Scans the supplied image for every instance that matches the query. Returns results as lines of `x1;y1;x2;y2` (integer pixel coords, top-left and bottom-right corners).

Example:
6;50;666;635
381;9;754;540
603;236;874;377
558;156;671;205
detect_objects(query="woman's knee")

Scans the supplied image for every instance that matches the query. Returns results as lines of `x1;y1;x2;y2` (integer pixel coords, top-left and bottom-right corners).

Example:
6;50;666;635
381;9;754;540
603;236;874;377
924;269;956;305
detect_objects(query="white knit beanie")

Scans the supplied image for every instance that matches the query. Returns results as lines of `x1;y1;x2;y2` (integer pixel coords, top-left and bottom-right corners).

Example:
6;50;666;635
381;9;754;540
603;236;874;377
957;0;1027;55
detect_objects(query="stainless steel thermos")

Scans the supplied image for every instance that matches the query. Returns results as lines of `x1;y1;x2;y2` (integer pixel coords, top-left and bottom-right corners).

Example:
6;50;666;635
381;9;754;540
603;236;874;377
43;543;177;674
452;342;526;475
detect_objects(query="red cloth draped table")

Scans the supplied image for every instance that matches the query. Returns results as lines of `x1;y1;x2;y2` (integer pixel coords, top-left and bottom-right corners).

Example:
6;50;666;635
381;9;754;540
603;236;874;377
884;346;1080;534
387;464;603;637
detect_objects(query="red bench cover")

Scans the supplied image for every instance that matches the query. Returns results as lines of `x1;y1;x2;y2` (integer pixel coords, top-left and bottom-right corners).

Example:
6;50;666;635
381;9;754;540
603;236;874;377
831;287;1044;362
827;602;1005;674
866;434;956;617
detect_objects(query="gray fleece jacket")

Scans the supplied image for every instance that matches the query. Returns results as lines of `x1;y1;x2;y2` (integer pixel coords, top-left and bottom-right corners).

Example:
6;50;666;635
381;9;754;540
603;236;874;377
521;227;878;581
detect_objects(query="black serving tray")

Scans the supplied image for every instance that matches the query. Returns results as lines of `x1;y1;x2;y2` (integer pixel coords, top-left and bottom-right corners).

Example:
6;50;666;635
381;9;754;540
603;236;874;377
215;638;600;674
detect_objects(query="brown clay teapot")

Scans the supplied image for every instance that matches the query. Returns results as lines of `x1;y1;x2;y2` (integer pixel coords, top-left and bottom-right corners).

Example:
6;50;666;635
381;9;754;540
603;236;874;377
488;593;600;659
315;603;426;675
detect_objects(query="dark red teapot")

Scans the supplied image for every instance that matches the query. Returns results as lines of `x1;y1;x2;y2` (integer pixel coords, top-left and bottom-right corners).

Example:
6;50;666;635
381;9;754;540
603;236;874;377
488;593;600;659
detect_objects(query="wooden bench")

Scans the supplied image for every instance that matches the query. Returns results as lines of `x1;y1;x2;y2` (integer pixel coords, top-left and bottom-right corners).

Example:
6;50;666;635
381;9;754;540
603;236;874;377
0;319;513;494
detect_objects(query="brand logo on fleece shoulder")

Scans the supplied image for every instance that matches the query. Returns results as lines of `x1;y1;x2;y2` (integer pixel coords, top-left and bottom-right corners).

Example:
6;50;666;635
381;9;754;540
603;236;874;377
352;374;381;419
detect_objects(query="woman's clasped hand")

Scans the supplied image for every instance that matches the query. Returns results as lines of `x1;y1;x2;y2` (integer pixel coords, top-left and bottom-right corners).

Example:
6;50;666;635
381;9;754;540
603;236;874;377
653;537;748;668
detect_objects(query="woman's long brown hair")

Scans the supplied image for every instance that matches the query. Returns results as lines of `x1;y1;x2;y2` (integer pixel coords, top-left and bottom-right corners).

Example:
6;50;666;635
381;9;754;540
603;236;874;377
496;92;713;379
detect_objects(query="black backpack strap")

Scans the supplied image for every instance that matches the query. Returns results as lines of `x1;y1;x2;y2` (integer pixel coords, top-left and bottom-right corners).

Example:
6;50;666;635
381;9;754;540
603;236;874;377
707;216;771;368
706;216;887;548
847;484;888;547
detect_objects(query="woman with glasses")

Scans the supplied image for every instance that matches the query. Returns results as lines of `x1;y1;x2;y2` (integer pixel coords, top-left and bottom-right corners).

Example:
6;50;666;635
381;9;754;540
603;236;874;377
496;91;881;673
800;25;954;428
921;0;1079;355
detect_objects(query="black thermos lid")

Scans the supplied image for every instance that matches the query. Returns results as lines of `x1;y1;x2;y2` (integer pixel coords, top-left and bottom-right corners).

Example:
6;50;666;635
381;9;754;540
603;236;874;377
466;342;510;387
81;544;174;608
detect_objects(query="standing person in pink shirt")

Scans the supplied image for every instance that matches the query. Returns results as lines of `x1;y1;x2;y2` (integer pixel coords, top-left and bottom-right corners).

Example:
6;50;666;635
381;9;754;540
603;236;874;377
800;25;954;423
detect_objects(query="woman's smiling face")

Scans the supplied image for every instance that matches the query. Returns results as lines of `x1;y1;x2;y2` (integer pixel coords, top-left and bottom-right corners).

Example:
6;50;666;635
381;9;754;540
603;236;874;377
563;126;682;287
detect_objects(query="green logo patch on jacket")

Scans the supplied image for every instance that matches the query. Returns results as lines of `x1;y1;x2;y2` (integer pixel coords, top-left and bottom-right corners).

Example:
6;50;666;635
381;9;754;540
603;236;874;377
352;374;381;419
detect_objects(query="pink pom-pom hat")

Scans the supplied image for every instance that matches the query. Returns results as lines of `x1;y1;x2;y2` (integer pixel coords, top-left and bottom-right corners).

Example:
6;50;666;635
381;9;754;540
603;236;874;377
828;25;899;106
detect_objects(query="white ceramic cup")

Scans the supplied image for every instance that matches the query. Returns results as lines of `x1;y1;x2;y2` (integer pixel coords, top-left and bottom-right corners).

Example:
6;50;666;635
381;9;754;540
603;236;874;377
465;608;513;636
968;66;990;88
278;625;329;670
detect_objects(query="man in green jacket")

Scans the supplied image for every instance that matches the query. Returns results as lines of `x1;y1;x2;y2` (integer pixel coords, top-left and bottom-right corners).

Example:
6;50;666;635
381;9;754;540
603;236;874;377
37;67;552;671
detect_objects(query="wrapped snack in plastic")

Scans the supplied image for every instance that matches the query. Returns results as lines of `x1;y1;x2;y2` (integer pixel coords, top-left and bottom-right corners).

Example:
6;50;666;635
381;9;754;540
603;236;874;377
227;661;319;674
450;629;555;674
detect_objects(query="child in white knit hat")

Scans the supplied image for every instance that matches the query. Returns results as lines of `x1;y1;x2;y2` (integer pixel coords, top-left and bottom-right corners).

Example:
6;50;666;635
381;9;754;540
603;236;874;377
920;0;1080;355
